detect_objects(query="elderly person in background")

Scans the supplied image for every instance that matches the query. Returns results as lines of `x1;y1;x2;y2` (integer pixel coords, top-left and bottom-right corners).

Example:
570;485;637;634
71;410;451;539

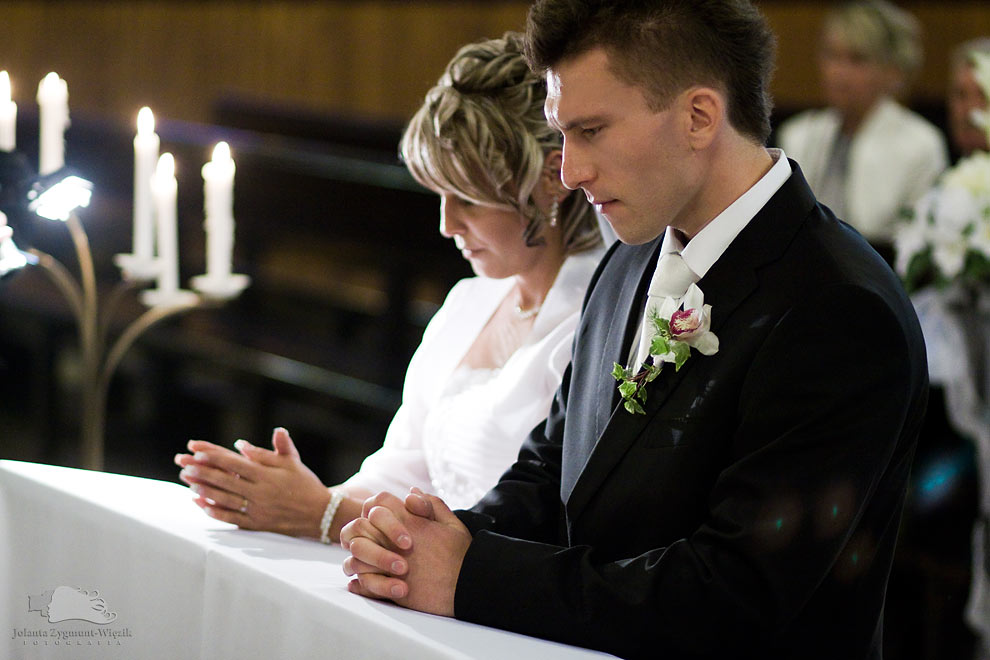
174;32;604;545
948;37;990;160
777;0;948;258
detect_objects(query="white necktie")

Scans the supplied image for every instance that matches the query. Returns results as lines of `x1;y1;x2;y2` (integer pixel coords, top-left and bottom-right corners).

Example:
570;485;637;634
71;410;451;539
632;252;696;369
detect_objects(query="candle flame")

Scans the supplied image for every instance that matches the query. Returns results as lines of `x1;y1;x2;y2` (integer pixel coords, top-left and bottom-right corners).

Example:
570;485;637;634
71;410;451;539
137;106;155;135
156;152;175;179
212;141;231;163
0;72;10;103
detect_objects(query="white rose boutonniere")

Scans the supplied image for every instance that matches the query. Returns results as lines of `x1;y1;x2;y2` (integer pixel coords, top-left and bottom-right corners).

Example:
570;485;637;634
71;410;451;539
612;283;719;415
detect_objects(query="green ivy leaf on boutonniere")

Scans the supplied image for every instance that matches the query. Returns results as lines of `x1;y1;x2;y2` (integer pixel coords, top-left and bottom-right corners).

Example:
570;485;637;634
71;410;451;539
671;340;692;371
612;360;660;415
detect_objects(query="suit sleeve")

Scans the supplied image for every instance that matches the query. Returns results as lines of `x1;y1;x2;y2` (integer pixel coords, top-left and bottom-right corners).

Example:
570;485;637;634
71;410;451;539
453;283;927;658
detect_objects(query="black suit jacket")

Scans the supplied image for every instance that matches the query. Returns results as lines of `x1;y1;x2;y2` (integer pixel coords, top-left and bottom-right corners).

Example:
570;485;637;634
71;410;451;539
452;163;928;659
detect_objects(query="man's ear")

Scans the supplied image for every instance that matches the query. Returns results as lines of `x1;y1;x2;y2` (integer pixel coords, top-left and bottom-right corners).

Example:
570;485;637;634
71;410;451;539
683;87;723;150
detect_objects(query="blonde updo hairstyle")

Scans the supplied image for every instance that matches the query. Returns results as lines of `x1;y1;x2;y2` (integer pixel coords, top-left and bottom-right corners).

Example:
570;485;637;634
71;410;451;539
400;32;601;255
825;0;923;90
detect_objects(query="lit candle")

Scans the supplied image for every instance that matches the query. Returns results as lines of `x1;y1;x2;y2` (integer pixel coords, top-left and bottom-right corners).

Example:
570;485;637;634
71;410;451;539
37;72;69;175
0;72;16;152
151;153;179;295
201;141;235;280
133;107;160;263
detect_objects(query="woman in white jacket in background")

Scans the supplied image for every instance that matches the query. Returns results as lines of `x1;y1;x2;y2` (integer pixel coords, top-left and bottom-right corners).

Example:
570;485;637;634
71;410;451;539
777;0;948;253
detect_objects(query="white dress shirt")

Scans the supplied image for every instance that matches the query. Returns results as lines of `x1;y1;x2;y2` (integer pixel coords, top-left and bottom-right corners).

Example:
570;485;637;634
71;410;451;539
666;148;791;279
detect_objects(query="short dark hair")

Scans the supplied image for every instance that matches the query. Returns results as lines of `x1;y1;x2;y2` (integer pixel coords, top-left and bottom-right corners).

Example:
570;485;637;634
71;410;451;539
524;0;777;144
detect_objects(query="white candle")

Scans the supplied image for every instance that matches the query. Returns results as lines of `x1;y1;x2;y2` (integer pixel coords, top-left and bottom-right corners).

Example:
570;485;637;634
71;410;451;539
0;72;16;152
133;107;160;262
37;72;69;175
151;153;179;295
201;141;235;280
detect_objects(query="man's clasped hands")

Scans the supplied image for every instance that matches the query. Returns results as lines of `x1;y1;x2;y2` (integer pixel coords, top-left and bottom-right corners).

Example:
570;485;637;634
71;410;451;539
340;488;472;617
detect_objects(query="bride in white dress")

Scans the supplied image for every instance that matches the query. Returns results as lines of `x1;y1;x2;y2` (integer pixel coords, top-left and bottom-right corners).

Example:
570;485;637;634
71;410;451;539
175;32;605;543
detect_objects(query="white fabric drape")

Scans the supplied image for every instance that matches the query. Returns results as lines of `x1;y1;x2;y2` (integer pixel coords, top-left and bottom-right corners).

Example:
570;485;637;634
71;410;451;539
1;460;614;660
912;286;990;649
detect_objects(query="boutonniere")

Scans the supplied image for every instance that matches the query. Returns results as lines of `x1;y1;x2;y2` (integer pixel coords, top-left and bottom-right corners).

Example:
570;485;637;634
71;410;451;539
611;283;719;414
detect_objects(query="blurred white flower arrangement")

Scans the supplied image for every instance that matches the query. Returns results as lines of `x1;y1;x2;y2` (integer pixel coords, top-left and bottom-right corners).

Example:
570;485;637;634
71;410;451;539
895;50;990;292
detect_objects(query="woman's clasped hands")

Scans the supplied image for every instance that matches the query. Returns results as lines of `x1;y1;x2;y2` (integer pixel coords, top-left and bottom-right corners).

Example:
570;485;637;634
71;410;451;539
175;427;332;538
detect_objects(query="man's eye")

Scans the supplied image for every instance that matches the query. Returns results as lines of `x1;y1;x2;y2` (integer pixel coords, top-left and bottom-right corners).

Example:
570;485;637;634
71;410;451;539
581;126;601;138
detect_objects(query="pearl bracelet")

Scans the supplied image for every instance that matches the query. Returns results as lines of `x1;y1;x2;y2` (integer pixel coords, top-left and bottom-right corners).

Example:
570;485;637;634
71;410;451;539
320;489;345;545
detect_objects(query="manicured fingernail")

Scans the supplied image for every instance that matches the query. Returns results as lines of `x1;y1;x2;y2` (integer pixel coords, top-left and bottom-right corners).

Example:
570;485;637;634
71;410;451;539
183;465;198;477
234;439;247;451
397;534;411;549
193;452;207;461
189;484;202;494
391;560;406;574
391;585;404;599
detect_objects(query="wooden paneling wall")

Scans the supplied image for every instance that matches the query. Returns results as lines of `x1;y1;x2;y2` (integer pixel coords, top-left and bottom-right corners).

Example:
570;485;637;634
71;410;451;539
0;2;531;125
0;1;988;126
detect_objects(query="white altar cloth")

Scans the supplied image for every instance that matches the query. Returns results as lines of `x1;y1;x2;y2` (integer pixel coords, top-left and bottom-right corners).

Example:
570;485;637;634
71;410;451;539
0;460;613;660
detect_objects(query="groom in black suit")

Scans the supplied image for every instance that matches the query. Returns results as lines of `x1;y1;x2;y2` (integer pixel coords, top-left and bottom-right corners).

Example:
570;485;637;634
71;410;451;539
340;1;928;658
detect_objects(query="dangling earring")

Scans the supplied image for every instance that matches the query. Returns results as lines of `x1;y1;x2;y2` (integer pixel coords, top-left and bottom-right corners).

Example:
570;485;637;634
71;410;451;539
549;196;560;228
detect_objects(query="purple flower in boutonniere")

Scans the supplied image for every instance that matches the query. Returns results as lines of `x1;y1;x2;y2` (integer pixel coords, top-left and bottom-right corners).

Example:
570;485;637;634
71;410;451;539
611;283;719;415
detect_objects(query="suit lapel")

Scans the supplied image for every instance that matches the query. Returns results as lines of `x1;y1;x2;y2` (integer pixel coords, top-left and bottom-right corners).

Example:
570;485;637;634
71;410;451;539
564;342;704;519
595;239;664;437
560;238;662;504
563;161;818;522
